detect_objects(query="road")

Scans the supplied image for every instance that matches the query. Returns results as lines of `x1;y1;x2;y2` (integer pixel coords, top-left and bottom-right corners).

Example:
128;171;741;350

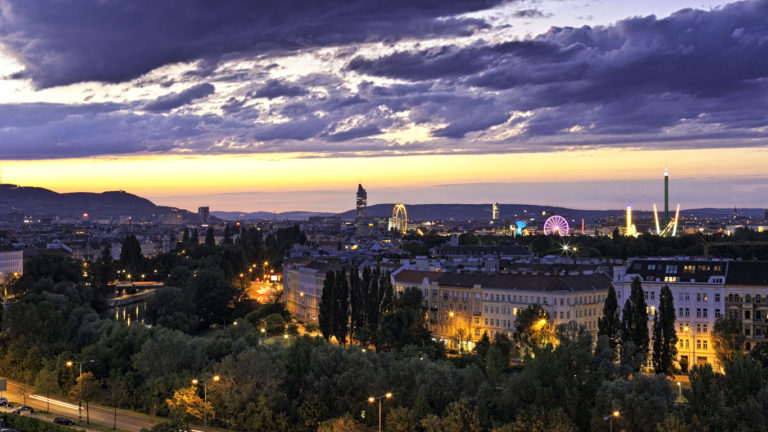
2;378;161;432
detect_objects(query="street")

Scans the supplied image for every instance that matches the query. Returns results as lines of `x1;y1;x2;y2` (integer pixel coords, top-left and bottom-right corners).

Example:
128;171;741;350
2;378;159;432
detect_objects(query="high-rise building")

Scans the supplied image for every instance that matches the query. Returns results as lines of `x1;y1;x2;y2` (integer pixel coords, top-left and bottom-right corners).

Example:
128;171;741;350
356;184;367;221
198;206;210;226
492;202;499;221
664;166;669;229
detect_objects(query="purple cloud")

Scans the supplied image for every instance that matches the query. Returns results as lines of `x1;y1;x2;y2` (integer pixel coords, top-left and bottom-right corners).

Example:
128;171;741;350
0;0;505;88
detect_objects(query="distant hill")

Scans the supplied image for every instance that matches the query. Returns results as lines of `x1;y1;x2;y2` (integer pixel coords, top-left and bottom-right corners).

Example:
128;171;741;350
0;184;194;220
212;210;336;221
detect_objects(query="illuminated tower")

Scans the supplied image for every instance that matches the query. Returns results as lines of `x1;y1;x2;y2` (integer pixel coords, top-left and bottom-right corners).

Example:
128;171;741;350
664;166;669;229
356;184;367;221
491;202;499;221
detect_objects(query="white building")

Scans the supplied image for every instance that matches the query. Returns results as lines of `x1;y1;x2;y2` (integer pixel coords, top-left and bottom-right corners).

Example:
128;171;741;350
614;258;728;370
0;249;23;280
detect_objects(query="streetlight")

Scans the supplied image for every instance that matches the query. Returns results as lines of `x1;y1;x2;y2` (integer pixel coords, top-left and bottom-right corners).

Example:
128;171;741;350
603;410;620;432
66;359;95;420
367;392;392;432
191;375;220;432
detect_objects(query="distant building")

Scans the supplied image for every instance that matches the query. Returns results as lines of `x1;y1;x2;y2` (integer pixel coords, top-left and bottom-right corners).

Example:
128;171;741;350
198;206;210;226
492;202;499;221
0;249;23;280
356;184;367;221
283;259;341;323
393;270;611;351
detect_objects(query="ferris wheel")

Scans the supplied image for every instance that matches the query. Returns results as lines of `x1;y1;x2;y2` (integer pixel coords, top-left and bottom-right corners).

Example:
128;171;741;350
543;215;569;236
391;203;408;235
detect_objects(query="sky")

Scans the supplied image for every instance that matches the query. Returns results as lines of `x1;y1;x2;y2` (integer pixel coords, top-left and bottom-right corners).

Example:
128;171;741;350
1;0;767;212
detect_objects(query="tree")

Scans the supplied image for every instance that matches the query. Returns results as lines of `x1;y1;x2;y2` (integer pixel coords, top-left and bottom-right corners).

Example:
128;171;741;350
319;271;336;341
386;407;417;432
166;386;210;432
190;229;199;246
712;316;745;367
119;234;144;276
106;376;130;430
511;408;577;432
513;304;552;356
620;277;649;367
92;245;116;297
597;285;621;358
205;227;216;248
332;269;349;346
318;414;368;432
34;366;60;413
70;372;101;424
485;345;505;384
474;332;491;360
652;285;677;375
684;364;726;430
223;224;233;245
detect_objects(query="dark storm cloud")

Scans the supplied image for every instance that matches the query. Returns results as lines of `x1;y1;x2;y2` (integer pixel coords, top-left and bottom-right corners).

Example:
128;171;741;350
143;83;215;112
513;9;552;18
349;0;768;141
251;80;308;99
0;0;506;88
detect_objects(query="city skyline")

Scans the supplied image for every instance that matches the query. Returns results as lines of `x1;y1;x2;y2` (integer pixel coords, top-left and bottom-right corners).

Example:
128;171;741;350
1;0;768;211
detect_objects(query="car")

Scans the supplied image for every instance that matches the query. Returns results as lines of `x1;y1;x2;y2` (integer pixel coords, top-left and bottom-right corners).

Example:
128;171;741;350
12;405;34;414
54;417;75;426
0;397;7;405
1;428;20;432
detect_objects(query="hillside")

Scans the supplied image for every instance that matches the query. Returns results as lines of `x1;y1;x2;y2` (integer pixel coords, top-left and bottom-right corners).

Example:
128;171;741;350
0;184;184;220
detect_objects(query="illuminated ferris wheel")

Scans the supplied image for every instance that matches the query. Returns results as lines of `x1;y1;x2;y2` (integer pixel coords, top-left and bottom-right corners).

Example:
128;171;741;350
543;215;569;236
391;203;408;235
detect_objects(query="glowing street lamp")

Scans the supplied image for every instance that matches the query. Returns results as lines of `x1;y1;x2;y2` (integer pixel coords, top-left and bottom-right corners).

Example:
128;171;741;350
367;392;392;432
66;359;95;420
603;410;620;432
191;375;220;432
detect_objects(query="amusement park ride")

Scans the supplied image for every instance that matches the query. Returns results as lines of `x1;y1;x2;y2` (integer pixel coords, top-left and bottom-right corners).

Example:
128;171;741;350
389;203;408;235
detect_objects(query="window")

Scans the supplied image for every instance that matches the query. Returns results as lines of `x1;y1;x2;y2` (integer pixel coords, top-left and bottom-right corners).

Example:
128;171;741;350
645;291;649;300
679;308;684;317
560;312;564;319
758;295;762;304
560;298;564;306
715;293;720;303
651;292;655;300
685;308;690;317
703;340;708;350
745;326;751;336
697;293;701;302
696;339;702;349
746;311;751;320
746;294;752;303
696;308;701;318
715;309;721;318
